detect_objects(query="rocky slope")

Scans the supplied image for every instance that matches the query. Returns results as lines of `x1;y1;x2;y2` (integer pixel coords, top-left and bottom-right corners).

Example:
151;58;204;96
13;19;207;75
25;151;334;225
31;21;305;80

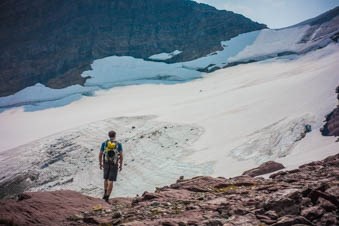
0;190;111;226
322;86;339;137
1;153;338;225
0;0;266;97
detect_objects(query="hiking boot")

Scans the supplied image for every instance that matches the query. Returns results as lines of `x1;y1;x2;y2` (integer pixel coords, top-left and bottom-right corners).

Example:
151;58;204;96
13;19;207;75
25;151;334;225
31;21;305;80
103;195;110;203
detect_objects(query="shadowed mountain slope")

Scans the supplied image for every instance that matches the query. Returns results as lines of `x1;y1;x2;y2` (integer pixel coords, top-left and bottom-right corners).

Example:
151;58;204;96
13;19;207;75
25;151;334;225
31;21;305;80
0;0;266;96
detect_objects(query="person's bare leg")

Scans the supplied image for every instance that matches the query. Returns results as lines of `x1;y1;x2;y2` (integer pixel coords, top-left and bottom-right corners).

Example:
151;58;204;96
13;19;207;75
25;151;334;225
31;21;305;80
107;181;114;197
104;180;108;194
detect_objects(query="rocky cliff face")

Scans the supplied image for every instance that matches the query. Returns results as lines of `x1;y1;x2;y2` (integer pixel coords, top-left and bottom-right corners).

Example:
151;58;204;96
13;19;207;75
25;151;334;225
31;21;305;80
321;86;339;137
0;0;266;97
1;154;338;225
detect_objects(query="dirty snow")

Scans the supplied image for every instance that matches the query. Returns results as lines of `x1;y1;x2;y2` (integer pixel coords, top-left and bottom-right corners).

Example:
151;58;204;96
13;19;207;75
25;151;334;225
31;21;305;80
0;116;212;197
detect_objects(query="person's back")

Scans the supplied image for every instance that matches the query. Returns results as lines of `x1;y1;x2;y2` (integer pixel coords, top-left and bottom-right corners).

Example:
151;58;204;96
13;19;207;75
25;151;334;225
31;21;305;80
99;130;123;203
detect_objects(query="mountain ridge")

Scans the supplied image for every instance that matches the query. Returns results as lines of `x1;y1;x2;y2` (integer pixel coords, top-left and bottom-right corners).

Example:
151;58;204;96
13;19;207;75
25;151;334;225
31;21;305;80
0;0;266;97
293;6;339;27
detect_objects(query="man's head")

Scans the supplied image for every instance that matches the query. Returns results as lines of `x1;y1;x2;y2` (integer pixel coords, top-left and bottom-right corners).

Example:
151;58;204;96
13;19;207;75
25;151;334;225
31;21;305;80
108;130;116;139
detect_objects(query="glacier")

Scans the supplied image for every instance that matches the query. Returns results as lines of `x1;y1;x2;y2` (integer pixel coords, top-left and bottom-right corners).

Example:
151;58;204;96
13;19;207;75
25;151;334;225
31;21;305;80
0;43;338;198
1;17;337;111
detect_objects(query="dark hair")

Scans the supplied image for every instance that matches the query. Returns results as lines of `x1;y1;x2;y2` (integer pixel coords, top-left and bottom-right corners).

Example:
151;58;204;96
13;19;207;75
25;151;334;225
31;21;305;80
108;130;116;138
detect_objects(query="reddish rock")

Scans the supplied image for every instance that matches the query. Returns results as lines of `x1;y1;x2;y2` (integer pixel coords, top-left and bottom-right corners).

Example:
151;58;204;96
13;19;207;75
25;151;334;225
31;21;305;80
325;185;339;198
256;213;277;223
264;197;301;216
186;185;211;192
142;191;160;200
84;216;114;224
319;198;336;211
17;193;32;201
243;161;285;177
161;221;177;226
320;212;338;225
308;190;339;207
0;190;110;226
265;210;279;220
0;153;338;225
224;214;261;226
272;215;313;226
301;206;325;221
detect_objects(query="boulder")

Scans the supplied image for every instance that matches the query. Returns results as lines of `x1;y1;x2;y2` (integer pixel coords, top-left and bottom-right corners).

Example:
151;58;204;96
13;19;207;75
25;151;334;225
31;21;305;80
320;212;338;225
301;206;325;221
243;161;285;177
272;216;313;226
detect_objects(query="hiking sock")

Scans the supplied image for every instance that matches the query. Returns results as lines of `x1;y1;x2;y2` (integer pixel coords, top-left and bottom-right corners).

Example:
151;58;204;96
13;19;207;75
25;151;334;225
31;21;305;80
102;190;107;199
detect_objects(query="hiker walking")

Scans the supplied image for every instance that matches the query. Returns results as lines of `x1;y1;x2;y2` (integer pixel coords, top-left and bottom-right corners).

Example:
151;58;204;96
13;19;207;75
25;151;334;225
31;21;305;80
99;130;123;202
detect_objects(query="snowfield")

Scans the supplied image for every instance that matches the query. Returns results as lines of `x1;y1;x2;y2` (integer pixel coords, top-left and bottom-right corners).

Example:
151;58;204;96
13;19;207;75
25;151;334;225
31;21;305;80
1;14;338;110
0;43;338;198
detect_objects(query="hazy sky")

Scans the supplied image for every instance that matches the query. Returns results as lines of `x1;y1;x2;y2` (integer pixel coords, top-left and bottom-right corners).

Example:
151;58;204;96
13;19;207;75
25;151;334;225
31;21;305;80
194;0;339;28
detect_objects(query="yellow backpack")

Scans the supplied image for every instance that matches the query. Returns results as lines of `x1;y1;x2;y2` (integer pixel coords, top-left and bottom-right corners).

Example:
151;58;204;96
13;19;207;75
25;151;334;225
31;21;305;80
104;140;119;163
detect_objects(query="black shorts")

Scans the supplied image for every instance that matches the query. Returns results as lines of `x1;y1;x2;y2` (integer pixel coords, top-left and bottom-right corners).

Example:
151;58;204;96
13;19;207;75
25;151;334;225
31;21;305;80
103;162;118;181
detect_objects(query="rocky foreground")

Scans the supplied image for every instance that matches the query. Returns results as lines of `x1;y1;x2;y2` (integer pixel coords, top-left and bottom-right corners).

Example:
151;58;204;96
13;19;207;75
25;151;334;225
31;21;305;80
1;154;338;226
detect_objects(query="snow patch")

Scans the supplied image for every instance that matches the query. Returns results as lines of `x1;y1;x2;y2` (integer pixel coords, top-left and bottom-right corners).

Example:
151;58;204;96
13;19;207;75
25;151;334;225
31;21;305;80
81;31;261;89
148;50;182;60
81;56;202;88
182;30;260;70
0;83;97;109
229;26;310;63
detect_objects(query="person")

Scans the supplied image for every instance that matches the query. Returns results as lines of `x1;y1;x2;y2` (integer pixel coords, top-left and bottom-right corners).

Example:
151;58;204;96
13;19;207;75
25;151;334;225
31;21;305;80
99;130;123;202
